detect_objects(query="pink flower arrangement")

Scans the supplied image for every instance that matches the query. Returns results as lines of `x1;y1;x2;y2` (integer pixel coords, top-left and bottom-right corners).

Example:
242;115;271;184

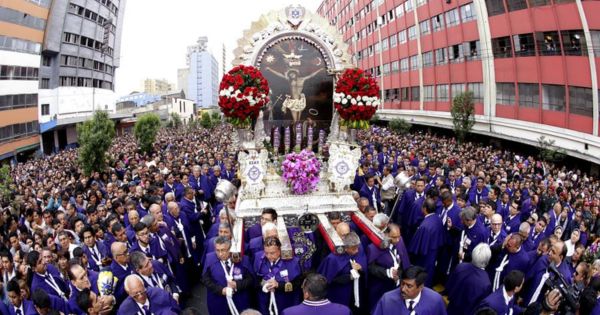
281;149;321;195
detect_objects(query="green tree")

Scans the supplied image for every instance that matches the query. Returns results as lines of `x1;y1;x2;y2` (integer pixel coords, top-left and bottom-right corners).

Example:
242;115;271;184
168;112;182;129
77;111;115;176
451;91;476;144
200;112;213;129
0;164;13;204
134;113;161;154
211;111;221;122
388;118;412;135
537;136;566;162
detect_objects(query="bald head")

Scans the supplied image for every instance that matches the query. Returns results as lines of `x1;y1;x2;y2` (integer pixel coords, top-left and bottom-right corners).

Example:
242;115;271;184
336;222;350;237
124;274;144;295
110;241;126;256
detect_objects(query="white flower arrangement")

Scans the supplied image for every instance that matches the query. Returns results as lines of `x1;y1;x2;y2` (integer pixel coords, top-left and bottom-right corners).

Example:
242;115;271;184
333;92;380;107
219;86;268;106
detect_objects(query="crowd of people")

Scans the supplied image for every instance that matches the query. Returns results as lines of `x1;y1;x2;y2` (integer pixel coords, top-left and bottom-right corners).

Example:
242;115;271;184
1;121;600;315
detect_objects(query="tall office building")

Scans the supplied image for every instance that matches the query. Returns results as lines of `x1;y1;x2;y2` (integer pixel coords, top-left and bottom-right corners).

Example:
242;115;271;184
38;0;127;154
142;78;174;95
185;36;218;108
318;0;600;163
0;0;48;161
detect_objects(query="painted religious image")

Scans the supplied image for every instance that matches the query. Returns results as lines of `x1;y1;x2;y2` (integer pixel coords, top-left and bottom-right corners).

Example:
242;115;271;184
260;38;333;127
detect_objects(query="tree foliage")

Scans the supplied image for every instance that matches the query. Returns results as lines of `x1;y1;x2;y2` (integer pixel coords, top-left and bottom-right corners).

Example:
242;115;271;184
389;118;412;135
0;164;13;204
134;113;161;154
538;136;566;162
167;112;182;129
211;111;221;122
200;112;213;129
77;111;115;176
451;91;476;144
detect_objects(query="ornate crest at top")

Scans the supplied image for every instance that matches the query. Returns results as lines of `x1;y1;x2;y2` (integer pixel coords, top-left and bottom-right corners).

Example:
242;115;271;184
285;5;305;28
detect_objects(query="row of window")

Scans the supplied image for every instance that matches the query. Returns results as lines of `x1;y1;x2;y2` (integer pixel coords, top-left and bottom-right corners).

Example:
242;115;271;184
68;3;117;33
0;35;41;55
492;30;597;58
486;0;577;16
0;65;39;80
62;33;114;56
0;7;45;30
497;83;595;116
94;0;119;15
59;55;114;74
384;83;484;103
26;0;51;7
59;76;113;89
0;94;37;111
0;121;39;142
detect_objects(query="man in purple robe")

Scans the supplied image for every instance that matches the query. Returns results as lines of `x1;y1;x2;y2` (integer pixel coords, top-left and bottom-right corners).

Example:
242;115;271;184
367;223;410;312
504;199;522;234
27;250;70;301
7;279;37;315
117;275;180;315
372;266;447;315
188;164;212;202
477;270;524;315
130;252;181;303
359;175;382;212
109;242;133;303
178;187;207;263
445;243;492;315
392;178;425;233
468;177;489;205
130;222;168;264
455;206;488;263
524;240;572;305
488;233;531;292
80;226;109;272
317;231;367;313
254;236;302;315
282;273;351;315
67;264;109;315
202;236;253;315
437;190;464;279
246;208;278;242
408;198;445;287
163;173;184;202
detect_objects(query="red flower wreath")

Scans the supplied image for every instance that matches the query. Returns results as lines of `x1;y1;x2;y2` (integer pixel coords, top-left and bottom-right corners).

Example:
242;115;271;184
218;65;270;128
333;68;380;129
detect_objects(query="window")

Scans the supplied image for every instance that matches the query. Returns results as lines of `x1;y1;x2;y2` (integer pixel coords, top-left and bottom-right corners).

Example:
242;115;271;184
451;84;466;99
400;58;409;71
569;86;593;117
528;0;550;6
0;94;37;111
437;85;450;102
391;61;400;72
42;56;51;67
423;86;435;102
449;44;464;63
518;83;539;107
460;3;476;22
436;48;448;65
420;20;430;36
445;9;460;27
0;66;38;80
496;83;516;105
400;87;410;101
63;33;79;44
398;30;407;44
40;78;49;89
513;33;536;56
535;32;561;56
41;103;49;115
542;84;565;111
0;35;41;54
385;89;399;101
562;30;587;56
0;121;39;141
408;25;417;40
486;0;506;16
383;63;390;75
375;42;381;53
422;51;433;67
390;34;398;48
395;4;405;17
410;86;420;101
591;31;600;55
467;83;484;103
432;14;445;32
464;41;481;60
492;36;513;58
382;38;389;51
416;0;427;6
506;0;528;11
410;55;419;70
0;7;46;30
405;0;414;12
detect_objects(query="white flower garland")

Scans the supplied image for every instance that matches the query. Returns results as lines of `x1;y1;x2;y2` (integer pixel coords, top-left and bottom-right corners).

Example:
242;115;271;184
219;86;268;106
333;92;380;107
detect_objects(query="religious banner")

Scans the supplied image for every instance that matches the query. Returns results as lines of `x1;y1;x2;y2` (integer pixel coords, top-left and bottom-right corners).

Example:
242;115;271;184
238;149;268;198
327;143;361;192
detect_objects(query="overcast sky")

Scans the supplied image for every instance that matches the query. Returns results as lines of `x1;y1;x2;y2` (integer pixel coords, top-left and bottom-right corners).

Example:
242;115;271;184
115;0;322;96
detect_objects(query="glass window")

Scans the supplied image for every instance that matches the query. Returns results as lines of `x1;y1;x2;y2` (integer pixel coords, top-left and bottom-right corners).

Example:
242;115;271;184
464;41;481;60
411;86;420;101
420;20;430;36
591;31;600;55
518;83;539;107
410;55;419;70
390;34;398;48
445;9;460;27
535;32;561;56
391;61;400;72
528;0;550;7
401;87;410;101
395;4;405;17
408;25;417;40
382;38;389;51
461;3;476;22
513;33;536;56
417;0;427;6
437;84;450;102
436;47;448;65
405;0;414;12
492;36;513;58
569;86;593;117
562;30;587;56
542;84;565;111
496;83;516;105
383;63;390;75
432;14;445;32
506;0;528;11
424;86;435;102
423;51;433;67
451;84;466;100
486;0;506;16
449;44;464;63
400;58;409;71
41;104;49;115
466;83;483;103
399;30;407;44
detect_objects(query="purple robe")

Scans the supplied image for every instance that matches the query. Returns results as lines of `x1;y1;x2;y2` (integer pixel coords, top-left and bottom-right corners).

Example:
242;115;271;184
282;299;351;315
503;214;521;234
409;213;445;287
202;253;253;315
163;181;184;202
253;252;302;315
462;219;489;261
116;287;180;315
8;300;36;315
478;287;521;315
446;263;492;315
372;287;447;315
366;240;411;312
82;240;109;272
317;251;367;307
359;183;381;212
30;264;70;300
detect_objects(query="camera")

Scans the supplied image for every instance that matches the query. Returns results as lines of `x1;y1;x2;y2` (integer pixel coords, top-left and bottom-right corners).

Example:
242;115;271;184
543;263;579;314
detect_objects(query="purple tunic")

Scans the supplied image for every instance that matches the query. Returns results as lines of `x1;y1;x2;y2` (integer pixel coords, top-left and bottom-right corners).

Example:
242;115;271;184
366;240;411;312
253;252;302;315
317;251;367;307
282;299;351;315
409;214;445;287
445;263;492;315
372;287;447;315
203;253;253;315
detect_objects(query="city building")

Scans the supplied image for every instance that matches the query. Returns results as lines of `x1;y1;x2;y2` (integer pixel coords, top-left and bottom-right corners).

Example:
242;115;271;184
183;36;218;108
177;67;189;96
38;0;128;154
318;0;600;163
0;0;49;161
116;91;161;107
142;78;174;95
117;91;196;131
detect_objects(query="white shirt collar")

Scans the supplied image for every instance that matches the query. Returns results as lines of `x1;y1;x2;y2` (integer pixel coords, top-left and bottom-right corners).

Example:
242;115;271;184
405;291;422;310
136;299;150;311
502;287;512;305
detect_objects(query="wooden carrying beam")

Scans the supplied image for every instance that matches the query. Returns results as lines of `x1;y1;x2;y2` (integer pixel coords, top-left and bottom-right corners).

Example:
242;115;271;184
350;211;389;249
230;217;245;263
317;214;345;255
276;217;294;260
